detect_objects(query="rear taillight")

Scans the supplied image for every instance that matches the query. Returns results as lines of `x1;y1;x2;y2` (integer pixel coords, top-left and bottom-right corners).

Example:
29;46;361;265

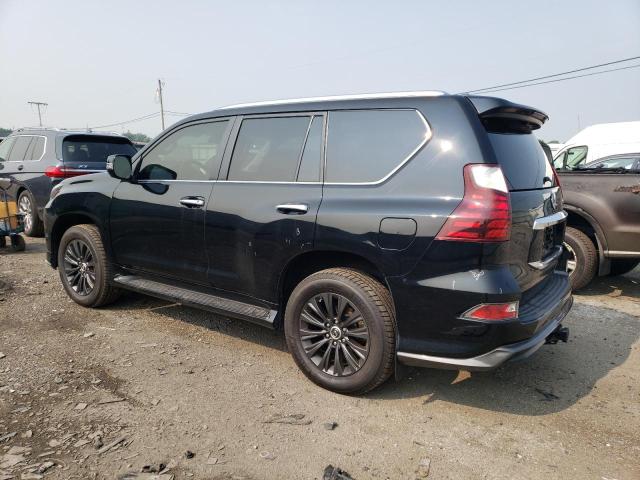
552;165;561;187
435;164;511;242
462;302;519;321
45;166;89;179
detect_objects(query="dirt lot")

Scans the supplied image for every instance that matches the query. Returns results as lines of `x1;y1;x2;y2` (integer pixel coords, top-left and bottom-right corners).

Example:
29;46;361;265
1;237;639;480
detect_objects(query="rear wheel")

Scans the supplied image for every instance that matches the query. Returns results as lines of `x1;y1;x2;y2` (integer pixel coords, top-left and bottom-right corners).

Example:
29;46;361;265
18;190;44;237
58;224;121;307
564;226;598;290
608;259;640;276
284;268;396;395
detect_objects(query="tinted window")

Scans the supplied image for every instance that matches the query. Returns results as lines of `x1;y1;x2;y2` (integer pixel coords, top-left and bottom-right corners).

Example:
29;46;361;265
297;115;323;182
325;110;427;183
228;116;310;181
23;136;44;161
63;136;136;166
488;133;555;189
30;137;45;160
554;146;588;170
0;137;16;162
138;121;229;181
7;136;31;161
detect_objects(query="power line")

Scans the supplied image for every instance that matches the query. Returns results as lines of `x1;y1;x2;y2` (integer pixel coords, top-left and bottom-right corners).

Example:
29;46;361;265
463;55;640;94
89;112;159;129
468;63;640;94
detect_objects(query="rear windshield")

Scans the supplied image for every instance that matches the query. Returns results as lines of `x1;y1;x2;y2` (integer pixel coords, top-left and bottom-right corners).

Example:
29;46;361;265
488;133;555;190
62;135;136;165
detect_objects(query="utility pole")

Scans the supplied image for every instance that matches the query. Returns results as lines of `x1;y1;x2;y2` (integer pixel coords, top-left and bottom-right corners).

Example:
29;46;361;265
27;101;48;127
157;79;165;130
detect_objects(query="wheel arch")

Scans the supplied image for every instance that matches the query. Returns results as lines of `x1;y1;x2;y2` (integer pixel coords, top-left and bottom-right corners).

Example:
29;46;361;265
277;250;390;328
49;212;105;268
564;205;610;275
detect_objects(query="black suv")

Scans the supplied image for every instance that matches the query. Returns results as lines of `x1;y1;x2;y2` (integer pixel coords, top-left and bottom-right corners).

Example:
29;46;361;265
0;129;136;236
45;92;572;394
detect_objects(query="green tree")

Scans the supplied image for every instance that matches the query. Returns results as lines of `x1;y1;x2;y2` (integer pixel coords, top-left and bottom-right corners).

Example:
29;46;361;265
122;131;151;143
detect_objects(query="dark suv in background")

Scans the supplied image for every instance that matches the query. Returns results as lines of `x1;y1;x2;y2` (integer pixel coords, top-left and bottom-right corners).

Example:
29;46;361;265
45;92;572;394
0;129;136;236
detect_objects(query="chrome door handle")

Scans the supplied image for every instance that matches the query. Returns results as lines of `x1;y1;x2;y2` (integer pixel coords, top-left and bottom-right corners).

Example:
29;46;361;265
180;197;205;208
276;203;309;215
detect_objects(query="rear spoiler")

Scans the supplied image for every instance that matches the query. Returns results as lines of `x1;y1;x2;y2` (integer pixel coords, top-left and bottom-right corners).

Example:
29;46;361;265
465;95;548;133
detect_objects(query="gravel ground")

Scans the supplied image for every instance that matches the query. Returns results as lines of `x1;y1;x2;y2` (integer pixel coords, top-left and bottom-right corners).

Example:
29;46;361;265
1;237;639;480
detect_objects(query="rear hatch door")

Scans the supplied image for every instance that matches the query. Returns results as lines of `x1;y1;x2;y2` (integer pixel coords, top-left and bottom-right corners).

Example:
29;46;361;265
468;96;566;291
61;134;136;174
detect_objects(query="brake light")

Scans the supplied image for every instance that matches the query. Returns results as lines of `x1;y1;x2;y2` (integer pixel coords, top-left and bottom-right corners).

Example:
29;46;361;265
45;166;89;179
552;165;561;187
462;302;519;321
435;164;511;242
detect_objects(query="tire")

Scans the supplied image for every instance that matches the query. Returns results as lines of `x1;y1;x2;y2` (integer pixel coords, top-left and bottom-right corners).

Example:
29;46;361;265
18;190;44;237
284;268;396;395
57;224;121;307
10;235;25;252
608;259;640;276
564;226;598;290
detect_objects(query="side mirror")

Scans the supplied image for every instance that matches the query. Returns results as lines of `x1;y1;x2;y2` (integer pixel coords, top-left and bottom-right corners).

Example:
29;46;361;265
106;154;132;180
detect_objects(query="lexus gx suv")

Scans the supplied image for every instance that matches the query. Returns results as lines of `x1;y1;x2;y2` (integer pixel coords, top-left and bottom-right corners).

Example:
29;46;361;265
45;91;572;394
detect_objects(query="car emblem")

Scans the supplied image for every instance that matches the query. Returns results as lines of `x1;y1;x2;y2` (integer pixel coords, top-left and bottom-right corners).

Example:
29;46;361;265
79;164;88;168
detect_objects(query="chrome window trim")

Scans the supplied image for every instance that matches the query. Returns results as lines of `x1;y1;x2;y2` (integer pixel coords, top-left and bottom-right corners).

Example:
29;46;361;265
323;109;432;186
219;90;446;110
3;135;47;162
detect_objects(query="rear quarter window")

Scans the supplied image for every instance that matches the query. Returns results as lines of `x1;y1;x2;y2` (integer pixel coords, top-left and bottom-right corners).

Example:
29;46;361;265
325;109;428;183
488;133;554;190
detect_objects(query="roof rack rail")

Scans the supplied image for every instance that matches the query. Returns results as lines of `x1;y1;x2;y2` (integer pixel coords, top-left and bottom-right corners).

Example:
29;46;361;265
219;90;447;110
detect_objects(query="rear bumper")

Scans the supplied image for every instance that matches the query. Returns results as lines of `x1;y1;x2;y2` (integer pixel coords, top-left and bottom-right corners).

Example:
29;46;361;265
397;292;572;370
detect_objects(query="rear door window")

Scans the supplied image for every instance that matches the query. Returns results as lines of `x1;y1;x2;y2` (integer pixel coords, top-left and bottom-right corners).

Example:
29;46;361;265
29;137;45;160
488;133;555;190
325;109;428;183
228;116;311;182
587;156;638;170
7;136;31;161
296;115;323;182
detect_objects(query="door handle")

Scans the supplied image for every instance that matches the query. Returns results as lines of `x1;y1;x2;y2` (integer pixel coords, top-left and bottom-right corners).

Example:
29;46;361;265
276;203;309;215
17;165;24;171
179;196;205;208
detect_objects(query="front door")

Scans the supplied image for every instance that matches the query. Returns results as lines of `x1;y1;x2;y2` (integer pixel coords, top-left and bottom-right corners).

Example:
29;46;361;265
205;113;325;303
110;119;232;284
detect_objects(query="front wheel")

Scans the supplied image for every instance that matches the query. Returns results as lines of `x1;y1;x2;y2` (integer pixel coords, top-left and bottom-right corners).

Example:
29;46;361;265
284;268;396;395
57;224;121;307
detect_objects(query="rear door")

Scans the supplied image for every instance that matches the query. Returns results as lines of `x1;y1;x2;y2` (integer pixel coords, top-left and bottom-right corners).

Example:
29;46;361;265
205;113;324;303
485;130;565;291
110;120;232;284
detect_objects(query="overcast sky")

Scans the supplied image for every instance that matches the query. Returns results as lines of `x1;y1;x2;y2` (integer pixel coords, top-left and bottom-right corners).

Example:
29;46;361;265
1;0;639;142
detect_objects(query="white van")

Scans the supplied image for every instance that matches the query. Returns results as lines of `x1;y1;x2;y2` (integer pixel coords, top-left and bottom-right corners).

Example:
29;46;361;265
553;121;640;169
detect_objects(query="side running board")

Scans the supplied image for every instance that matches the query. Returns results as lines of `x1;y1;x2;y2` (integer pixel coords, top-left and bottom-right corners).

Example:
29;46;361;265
113;275;277;328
